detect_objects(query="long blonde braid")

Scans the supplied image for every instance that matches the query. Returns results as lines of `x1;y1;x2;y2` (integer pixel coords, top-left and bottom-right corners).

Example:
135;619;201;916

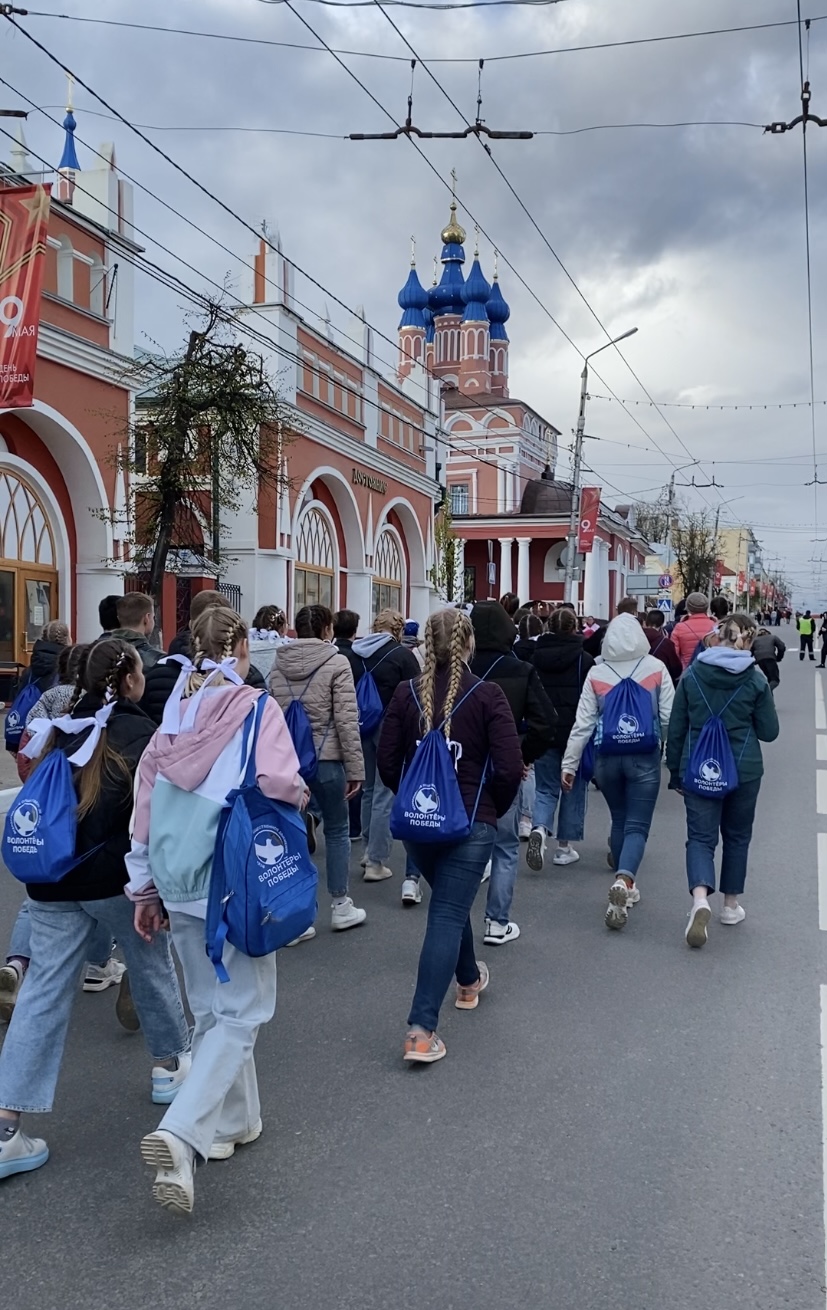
416;608;474;741
184;606;248;695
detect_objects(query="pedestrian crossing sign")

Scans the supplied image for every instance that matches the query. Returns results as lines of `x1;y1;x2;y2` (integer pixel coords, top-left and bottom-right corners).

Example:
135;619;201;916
657;597;673;612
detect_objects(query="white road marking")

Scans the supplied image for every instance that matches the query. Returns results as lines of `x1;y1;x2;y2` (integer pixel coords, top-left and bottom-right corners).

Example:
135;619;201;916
819;986;827;1306
818;737;827;760
819;836;827;931
818;771;827;816
817;672;827;730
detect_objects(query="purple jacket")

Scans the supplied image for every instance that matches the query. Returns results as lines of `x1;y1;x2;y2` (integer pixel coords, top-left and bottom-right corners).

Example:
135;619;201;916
377;668;523;827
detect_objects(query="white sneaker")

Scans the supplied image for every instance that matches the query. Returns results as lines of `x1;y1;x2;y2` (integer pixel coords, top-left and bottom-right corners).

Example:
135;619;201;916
140;1130;195;1214
553;845;580;866
481;860;491;883
483;920;521;946
605;878;631;930
151;1052;192;1105
0;1126;49;1179
686;899;712;948
518;818;532;840
331;898;367;931
208;1120;263;1161
359;855;368;869
0;960;24;1023
526;828;546;872
720;904;746;926
401;878;422;905
83;958;126;992
285;926;316;946
627;885;641;907
363;863;393;882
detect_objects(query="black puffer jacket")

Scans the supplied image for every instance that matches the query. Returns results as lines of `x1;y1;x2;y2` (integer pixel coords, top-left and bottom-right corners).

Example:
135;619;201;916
350;634;421;709
20;639;63;691
27;696;157;903
334;637;361;685
532;631;594;750
469;601;557;765
513;637;538;664
139;650;265;726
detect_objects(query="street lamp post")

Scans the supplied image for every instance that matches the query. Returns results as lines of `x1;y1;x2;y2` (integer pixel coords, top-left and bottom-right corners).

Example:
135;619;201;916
563;328;638;604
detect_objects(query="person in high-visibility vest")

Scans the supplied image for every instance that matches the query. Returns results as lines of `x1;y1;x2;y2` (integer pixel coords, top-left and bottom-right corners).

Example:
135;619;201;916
797;610;816;661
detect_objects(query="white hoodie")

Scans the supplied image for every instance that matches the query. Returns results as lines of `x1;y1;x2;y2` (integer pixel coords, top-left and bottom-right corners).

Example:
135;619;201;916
562;614;675;773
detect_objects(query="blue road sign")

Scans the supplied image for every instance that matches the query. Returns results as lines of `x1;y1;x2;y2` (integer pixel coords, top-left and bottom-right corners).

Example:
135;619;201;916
657;597;674;613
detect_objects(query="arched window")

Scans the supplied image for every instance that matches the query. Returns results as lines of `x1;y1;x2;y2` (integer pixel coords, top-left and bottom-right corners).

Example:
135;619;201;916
0;471;55;565
372;528;403;618
295;507;334;610
0;469;59;662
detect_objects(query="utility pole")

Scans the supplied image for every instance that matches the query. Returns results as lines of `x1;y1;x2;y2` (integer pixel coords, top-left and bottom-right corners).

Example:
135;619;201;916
563;327;638;605
706;503;722;607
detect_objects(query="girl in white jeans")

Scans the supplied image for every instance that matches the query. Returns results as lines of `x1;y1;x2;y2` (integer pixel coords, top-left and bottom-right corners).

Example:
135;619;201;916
127;605;304;1215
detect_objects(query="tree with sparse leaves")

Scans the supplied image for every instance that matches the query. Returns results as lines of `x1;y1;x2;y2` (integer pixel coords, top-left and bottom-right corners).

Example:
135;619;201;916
672;512;718;596
119;303;292;612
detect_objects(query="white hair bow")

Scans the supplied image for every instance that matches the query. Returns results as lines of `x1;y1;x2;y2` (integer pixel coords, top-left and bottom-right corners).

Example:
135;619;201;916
159;655;244;736
21;702;116;767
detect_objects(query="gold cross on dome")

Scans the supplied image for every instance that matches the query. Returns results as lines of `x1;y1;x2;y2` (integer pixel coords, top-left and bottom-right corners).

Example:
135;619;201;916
450;167;457;199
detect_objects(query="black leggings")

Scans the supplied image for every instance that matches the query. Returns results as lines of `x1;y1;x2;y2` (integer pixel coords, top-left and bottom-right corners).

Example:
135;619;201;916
800;634;814;659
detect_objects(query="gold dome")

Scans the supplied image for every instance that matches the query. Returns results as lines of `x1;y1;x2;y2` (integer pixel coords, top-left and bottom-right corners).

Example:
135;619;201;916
441;200;466;246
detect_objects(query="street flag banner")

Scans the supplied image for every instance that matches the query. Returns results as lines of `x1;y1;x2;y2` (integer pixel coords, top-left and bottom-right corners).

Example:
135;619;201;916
0;184;51;409
577;486;601;554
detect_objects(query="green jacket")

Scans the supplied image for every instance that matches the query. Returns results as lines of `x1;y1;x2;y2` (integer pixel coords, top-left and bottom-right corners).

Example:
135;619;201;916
666;655;779;785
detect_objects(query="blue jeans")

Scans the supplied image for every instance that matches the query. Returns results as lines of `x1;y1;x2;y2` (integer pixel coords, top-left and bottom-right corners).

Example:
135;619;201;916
683;778;762;896
533;747;587;841
361;727;394;864
0;896;189;1114
7;898;113;967
485;796;519;925
404;821;495;1033
519;769;535;821
309;760;352;898
161;912;276;1162
593;749;662;879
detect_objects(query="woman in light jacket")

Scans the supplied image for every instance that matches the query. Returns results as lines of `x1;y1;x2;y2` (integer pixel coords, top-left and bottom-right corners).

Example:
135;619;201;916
666;615;779;948
562;614;674;932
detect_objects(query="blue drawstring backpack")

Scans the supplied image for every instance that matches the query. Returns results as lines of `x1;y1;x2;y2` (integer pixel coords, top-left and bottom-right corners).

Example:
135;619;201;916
599;658;658;756
682;672;747;798
206;694;318;981
5;678;50;753
2;706;113;883
280;666;329;783
579;733;596;783
356;648;394;737
390;681;489;845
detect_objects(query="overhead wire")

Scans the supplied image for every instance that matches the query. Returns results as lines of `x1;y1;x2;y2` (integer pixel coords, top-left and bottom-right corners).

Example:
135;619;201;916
22;9;825;64
797;0;820;535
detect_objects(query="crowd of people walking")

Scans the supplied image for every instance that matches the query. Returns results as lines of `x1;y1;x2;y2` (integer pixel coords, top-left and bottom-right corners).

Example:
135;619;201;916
0;582;783;1210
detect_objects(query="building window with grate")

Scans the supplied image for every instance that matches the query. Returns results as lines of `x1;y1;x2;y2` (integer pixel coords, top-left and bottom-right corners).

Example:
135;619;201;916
372;529;403;619
295;507;335;611
450;483;469;516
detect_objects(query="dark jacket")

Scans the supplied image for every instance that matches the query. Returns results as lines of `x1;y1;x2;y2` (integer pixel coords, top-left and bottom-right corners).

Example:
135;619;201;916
27;697;157;903
334;637;361;685
110;627;165;670
139;652;265;726
469;602;556;765
532;631;594;750
378;668;523;827
350;633;421;710
643;625;683;685
582;625;606;659
20;639;63;691
665;654;779;786
512;637;537;664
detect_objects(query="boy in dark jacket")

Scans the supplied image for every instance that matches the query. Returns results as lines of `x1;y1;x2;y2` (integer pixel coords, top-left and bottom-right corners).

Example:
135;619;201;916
111;594;165;670
642;610;683;685
470;601;557;944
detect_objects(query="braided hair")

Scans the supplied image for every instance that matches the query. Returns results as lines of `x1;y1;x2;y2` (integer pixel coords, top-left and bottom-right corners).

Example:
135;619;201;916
251;604;286;635
417;608;474;741
185;605;248;695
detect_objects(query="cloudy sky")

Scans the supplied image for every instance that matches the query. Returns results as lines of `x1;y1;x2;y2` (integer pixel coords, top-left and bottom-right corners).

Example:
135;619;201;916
4;0;827;603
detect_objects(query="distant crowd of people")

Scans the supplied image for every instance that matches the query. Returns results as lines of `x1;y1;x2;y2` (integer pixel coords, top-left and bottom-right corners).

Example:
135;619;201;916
0;584;781;1213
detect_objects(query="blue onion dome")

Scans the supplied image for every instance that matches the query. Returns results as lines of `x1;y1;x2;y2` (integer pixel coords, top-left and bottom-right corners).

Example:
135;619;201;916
423;299;434;343
487;275;510;342
461;257;491;323
58;109;80;172
397;265;429;330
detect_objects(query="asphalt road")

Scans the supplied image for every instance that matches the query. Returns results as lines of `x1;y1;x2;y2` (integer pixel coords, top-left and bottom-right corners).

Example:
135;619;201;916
0;654;824;1310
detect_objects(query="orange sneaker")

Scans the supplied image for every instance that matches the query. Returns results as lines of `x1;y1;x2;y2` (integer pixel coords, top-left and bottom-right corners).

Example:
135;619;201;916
455;961;490;1010
403;1030;446;1063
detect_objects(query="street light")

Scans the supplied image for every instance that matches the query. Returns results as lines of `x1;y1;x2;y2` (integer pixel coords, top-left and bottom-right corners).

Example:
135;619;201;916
563;327;638;604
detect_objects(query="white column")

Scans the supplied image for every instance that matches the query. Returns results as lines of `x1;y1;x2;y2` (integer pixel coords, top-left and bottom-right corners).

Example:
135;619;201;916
75;567;122;642
346;569;373;632
599;542;611;620
516;537;530;604
582;547;600;617
498;538;514;596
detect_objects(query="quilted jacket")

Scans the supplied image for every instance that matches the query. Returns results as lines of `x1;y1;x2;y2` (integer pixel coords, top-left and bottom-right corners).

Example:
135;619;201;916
268;639;364;781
